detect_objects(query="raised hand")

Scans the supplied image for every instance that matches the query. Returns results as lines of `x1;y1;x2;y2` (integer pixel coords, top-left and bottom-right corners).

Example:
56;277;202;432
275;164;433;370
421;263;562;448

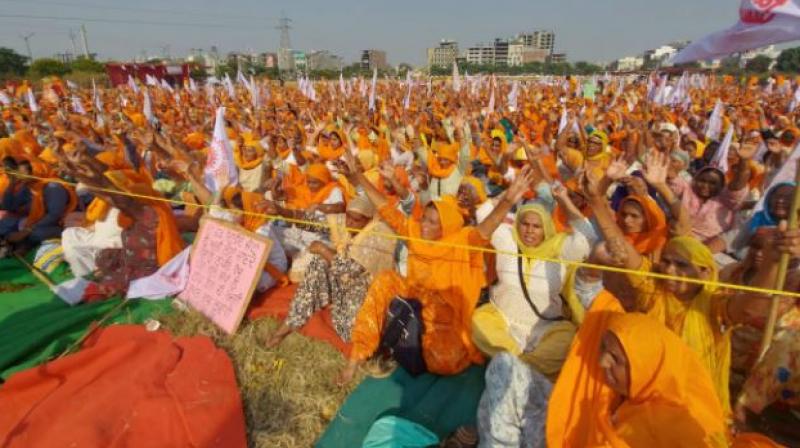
606;156;630;181
506;166;534;203
642;150;669;186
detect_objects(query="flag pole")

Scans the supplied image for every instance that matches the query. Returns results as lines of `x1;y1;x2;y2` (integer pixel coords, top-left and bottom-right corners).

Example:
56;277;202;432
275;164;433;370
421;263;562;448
757;159;800;360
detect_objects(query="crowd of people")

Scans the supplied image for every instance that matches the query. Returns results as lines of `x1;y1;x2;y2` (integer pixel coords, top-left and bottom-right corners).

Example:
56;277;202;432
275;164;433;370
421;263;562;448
2;70;800;446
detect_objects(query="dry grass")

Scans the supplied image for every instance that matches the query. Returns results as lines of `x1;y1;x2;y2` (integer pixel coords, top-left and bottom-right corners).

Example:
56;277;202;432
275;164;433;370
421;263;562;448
159;308;365;448
0;282;34;293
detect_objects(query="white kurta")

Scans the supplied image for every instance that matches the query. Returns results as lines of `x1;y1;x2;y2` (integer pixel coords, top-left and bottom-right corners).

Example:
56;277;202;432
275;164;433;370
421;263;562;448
490;218;597;351
61;208;124;278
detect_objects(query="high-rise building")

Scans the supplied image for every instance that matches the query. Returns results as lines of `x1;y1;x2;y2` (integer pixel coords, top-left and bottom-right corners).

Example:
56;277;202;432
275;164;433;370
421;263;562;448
508;42;549;66
361;49;388;70
518;30;556;55
427;39;459;68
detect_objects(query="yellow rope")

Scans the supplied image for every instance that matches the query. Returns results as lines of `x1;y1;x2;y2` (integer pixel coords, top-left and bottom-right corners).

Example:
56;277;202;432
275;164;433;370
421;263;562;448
4;169;800;298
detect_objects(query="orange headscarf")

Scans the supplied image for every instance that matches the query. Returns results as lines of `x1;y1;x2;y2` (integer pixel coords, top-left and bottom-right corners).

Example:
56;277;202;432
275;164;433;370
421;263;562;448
427;140;460;179
405;200;486;363
617;195;668;256
547;307;730;447
104;169;184;266
233;140;264;170
317;129;347;161
287;163;339;209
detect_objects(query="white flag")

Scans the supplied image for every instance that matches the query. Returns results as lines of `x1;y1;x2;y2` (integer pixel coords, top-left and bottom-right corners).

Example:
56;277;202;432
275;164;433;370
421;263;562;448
71;95;86;115
204;107;238;194
558;107;569;135
487;86;495;113
0;91;10;105
368;68;377;111
27;89;39;113
143;91;154;124
223;73;235;97
403;71;412;110
452;61;461;91
705;99;724;141
145;74;158;86
339;72;346;95
189;77;198;92
671;0;800;64
507;80;519;111
710;125;734;173
128;75;139;94
790;85;800;111
66;80;78;90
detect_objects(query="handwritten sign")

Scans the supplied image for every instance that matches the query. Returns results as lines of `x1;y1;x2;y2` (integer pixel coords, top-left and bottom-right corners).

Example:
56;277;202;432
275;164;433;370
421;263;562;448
179;217;272;334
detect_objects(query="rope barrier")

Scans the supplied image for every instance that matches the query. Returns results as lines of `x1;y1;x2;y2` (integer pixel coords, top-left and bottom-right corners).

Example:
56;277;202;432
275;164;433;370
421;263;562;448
3;168;800;299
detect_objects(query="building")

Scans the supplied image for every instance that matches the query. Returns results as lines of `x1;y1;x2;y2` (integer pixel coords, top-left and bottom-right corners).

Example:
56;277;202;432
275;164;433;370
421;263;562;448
361;49;388;70
493;38;509;66
739;45;781;66
466;43;494;65
307;50;344;71
261;52;278;69
427;39;459;68
278;48;294;71
614;56;644;71
518;30;556;55
643;45;678;68
548;53;567;64
292;50;307;71
508;42;549;66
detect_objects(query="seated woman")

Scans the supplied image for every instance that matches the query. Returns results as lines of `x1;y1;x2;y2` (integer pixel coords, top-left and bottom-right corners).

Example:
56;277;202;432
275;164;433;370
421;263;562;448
262;195;396;347
471;183;597;380
548;313;779;447
61;195;127;278
615;194;668;260
1;157;77;254
667;143;753;253
264;162;346;258
336;153;536;385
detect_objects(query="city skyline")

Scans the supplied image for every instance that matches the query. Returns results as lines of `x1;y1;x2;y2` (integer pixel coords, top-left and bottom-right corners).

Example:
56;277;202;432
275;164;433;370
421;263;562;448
0;0;786;66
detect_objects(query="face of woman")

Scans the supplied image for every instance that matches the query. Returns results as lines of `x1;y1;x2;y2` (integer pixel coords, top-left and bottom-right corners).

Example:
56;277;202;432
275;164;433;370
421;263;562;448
656;247;707;298
437;157;454;169
618;201;646;234
330;133;342;147
243;145;258;161
668;157;685;179
345;211;370;231
491;138;502;152
586;136;604;156
768;184;795;221
307;177;324;192
517;211;545;247
692;170;723;200
420;205;443;240
599;331;630;397
456;184;477;209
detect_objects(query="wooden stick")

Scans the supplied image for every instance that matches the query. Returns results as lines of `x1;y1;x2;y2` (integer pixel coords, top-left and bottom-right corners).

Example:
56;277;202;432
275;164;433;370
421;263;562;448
757;163;800;360
14;254;55;289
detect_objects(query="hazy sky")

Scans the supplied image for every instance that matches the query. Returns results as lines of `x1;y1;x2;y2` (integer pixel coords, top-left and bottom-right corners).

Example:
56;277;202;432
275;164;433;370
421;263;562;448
0;0;768;65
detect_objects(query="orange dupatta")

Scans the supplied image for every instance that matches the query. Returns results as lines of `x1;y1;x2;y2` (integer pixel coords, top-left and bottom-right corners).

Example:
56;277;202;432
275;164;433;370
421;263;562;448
617;195;668;256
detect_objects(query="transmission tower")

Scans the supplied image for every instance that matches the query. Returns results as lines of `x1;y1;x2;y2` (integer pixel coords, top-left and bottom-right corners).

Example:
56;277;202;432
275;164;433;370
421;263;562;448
19;33;34;61
276;11;292;50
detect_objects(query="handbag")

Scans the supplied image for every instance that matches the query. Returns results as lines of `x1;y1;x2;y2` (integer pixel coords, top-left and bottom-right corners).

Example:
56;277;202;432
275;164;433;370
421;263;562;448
378;296;427;376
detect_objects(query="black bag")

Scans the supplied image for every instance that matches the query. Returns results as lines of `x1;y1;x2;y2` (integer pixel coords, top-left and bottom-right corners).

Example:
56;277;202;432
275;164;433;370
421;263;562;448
378;297;427;376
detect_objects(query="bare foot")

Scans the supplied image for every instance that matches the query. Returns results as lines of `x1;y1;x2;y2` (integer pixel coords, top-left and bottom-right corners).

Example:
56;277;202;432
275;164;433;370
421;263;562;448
334;362;358;387
260;324;292;349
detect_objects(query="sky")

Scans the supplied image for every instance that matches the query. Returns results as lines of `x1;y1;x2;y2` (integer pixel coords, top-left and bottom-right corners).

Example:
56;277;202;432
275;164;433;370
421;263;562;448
0;0;771;66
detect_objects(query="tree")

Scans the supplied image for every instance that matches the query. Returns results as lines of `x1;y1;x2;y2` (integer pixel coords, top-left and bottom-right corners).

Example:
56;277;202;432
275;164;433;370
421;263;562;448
776;47;800;73
29;58;71;77
745;55;773;73
0;47;28;77
70;56;105;73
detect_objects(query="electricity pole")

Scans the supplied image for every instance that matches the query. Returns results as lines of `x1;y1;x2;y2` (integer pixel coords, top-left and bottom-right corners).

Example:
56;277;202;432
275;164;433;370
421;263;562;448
20;32;34;61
